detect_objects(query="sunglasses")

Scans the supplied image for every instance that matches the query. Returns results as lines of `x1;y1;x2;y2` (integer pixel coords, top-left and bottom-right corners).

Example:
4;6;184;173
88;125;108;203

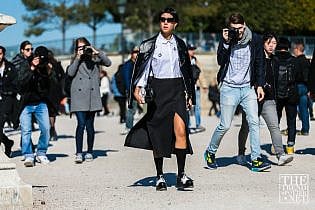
159;17;175;23
24;48;33;52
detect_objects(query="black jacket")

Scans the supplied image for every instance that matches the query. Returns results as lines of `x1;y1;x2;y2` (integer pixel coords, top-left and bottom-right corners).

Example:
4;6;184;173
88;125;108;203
310;48;315;94
294;54;310;88
128;34;195;108
17;64;51;111
0;59;18;96
216;33;265;87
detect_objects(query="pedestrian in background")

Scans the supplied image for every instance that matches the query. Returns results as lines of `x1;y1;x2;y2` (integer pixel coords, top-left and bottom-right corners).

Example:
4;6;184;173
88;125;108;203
120;46;139;135
187;43;207;134
67;37;111;164
99;69;111;116
274;37;299;154
125;7;195;191
292;41;311;136
0;45;17;157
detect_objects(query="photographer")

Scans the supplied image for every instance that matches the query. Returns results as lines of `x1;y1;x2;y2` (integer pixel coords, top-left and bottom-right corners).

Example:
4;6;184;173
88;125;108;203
204;13;271;172
67;37;111;164
18;46;51;167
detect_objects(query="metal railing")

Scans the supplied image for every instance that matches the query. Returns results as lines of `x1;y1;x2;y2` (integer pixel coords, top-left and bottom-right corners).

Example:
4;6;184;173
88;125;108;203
4;32;314;59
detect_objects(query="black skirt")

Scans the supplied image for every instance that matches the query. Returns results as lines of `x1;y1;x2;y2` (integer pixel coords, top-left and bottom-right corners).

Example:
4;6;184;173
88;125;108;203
124;77;193;158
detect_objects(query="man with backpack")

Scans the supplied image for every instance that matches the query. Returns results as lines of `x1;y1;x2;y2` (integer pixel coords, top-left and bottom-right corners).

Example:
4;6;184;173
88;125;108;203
275;37;299;154
111;64;127;124
120;47;139;135
187;44;207;134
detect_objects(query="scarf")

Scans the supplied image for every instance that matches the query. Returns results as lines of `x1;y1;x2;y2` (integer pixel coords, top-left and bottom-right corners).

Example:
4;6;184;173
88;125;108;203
238;26;252;46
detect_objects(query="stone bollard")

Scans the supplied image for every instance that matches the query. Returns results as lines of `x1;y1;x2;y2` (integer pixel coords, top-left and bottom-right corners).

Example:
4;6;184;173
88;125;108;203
0;150;32;208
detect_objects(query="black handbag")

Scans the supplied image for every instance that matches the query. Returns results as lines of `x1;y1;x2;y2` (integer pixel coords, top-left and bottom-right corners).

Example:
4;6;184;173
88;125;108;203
144;62;155;103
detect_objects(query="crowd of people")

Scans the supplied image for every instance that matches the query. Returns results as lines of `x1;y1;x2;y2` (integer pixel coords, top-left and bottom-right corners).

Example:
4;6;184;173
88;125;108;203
0;7;314;191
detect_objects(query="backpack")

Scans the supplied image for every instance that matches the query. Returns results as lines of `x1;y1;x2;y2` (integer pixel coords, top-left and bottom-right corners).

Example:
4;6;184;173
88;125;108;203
114;64;126;96
191;64;201;84
275;56;298;102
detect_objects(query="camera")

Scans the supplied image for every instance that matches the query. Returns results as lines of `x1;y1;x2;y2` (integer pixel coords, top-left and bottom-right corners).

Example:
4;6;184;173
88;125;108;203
83;46;93;56
228;28;239;45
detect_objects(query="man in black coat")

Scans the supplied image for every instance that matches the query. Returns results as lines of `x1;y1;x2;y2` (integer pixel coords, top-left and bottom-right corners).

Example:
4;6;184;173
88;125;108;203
0;46;18;157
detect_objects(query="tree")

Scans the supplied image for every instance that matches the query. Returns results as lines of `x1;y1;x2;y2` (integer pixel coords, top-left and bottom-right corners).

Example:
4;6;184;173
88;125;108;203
22;0;76;53
72;0;117;46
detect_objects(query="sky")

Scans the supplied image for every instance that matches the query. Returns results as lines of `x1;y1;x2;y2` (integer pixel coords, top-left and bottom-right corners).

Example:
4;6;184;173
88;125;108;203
0;0;121;48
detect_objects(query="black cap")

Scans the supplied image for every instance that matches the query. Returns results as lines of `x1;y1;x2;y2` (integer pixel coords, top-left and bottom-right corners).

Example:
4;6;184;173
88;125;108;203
187;43;196;50
34;46;49;64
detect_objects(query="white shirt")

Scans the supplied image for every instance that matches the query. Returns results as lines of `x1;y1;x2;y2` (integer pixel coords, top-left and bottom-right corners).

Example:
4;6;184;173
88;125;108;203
137;33;182;87
0;65;4;77
100;76;110;95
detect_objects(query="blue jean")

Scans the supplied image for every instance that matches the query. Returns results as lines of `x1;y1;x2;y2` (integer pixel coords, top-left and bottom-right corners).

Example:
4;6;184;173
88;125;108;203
297;84;309;133
20;103;50;158
207;84;261;161
194;88;201;127
126;100;137;129
75;111;96;154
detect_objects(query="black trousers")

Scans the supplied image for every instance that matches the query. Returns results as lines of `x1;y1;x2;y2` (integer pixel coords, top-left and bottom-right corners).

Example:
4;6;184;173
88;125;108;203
114;96;126;123
0;96;15;145
276;98;297;145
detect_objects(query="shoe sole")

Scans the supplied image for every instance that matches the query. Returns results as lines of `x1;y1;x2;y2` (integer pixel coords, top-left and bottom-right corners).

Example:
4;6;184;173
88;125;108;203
251;165;271;172
75;160;83;164
156;187;167;191
24;162;34;167
278;156;294;166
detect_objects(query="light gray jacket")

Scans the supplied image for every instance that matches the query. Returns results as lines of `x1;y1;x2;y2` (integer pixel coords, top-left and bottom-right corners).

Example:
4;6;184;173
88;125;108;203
67;51;111;112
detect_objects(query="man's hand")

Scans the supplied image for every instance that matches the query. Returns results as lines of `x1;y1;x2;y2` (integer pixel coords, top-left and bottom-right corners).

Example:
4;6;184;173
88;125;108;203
222;28;229;43
256;86;265;102
134;86;145;104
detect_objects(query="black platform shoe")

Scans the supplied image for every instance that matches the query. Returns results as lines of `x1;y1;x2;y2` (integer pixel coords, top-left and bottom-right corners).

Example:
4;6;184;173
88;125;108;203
156;175;167;191
176;173;194;190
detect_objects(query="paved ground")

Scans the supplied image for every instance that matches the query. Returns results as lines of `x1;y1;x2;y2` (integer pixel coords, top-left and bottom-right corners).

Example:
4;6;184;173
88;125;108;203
6;112;315;210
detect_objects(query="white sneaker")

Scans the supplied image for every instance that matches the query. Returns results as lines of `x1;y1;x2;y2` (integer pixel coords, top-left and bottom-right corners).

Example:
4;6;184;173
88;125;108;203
36;155;50;165
120;127;130;135
236;155;247;166
75;153;83;164
278;154;293;166
84;153;93;162
24;157;34;167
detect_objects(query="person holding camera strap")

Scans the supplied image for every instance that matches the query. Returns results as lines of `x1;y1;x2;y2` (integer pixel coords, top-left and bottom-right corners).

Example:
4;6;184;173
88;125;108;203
204;13;271;172
124;7;195;191
67;37;111;164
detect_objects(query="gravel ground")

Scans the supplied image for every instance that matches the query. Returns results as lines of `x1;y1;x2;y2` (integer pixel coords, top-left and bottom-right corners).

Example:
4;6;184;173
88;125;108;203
7;113;315;210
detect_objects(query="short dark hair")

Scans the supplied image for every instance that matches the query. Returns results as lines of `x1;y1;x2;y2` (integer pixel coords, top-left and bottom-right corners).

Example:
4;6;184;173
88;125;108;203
293;41;305;52
20;40;32;50
227;13;245;26
263;32;278;44
159;7;179;23
276;37;290;51
0;46;6;55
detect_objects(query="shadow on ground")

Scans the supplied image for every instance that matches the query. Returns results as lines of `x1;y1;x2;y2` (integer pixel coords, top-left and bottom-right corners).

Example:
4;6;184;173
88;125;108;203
295;148;315;155
93;149;119;158
47;153;69;162
129;172;177;188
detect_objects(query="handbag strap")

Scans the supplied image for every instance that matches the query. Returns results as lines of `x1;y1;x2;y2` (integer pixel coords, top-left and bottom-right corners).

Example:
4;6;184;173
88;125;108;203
147;58;155;86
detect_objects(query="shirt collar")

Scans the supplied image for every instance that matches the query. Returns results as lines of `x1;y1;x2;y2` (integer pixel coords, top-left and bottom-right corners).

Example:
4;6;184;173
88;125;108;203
157;32;176;45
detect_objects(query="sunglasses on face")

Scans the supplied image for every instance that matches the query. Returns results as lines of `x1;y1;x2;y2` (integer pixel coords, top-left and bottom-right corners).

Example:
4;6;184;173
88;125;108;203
24;48;33;52
159;17;175;23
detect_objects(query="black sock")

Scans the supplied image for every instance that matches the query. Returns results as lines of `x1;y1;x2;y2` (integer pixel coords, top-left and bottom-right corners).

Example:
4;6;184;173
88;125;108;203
154;157;163;177
175;148;186;177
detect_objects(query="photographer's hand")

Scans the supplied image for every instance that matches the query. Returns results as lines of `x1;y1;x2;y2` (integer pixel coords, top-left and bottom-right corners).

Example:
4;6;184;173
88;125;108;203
89;46;99;55
222;28;229;43
134;86;145;104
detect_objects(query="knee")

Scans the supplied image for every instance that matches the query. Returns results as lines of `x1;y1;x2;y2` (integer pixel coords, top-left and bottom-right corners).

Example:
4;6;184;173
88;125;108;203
218;123;230;132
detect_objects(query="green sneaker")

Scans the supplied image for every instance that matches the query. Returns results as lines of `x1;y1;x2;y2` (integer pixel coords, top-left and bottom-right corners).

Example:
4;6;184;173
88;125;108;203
204;150;217;169
251;157;271;172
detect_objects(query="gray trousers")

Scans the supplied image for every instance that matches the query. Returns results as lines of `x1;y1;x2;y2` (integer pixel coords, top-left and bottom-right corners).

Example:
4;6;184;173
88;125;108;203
238;100;285;157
